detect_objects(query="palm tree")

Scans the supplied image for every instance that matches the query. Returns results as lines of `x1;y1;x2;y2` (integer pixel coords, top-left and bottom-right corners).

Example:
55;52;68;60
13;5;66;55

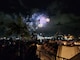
6;16;30;37
0;21;5;36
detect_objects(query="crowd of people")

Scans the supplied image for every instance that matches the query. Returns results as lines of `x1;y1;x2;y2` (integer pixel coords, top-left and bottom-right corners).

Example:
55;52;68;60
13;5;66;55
0;39;40;60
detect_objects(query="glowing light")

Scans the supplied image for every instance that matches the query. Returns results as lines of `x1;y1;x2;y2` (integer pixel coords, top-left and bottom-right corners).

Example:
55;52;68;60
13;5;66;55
25;12;50;31
38;24;43;27
39;16;47;24
46;18;50;22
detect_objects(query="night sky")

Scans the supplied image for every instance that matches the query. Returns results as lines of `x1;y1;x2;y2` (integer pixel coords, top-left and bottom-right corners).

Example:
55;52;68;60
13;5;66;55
0;0;80;36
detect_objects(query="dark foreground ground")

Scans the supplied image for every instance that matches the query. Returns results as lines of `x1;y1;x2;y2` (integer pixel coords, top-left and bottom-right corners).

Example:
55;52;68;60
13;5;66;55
0;40;40;60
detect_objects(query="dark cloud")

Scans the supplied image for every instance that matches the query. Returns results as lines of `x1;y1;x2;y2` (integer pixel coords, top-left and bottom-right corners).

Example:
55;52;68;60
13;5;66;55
37;12;80;36
0;0;80;36
42;0;80;36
